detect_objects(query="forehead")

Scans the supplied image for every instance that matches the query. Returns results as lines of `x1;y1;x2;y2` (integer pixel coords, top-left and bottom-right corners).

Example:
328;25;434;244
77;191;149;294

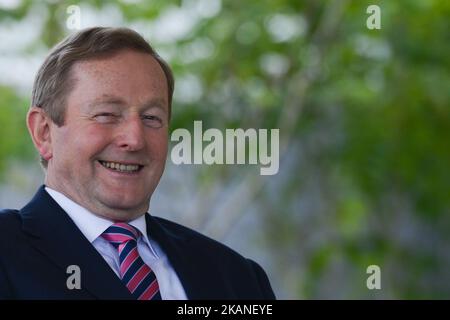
68;50;168;108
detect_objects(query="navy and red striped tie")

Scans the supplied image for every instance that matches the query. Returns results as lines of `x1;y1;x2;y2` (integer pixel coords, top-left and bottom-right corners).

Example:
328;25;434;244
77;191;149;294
102;222;161;300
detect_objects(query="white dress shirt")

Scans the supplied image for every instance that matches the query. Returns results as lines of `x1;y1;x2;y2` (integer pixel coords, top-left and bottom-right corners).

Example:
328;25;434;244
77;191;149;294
45;186;187;300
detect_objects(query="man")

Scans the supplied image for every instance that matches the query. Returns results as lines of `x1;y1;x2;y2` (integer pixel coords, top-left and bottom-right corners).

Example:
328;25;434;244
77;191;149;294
0;27;275;300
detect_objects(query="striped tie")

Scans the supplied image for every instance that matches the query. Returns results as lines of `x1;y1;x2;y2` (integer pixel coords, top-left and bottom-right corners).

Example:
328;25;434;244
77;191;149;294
101;222;162;300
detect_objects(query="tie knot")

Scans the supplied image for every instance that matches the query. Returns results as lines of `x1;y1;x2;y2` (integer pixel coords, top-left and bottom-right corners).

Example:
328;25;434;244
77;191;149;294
101;222;140;246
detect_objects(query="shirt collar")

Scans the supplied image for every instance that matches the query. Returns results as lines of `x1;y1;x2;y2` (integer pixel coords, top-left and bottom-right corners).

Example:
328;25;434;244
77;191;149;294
44;186;158;257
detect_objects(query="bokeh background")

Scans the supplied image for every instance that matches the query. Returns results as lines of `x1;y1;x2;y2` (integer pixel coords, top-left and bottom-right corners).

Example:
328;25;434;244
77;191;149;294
0;0;449;299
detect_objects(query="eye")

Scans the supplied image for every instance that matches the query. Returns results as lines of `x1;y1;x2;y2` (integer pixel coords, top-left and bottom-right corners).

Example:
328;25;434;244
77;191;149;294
94;113;119;123
142;115;163;128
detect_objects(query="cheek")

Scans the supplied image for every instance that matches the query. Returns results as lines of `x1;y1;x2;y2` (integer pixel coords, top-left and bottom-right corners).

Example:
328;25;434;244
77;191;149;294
50;128;72;162
58;126;110;161
80;127;112;155
147;131;168;159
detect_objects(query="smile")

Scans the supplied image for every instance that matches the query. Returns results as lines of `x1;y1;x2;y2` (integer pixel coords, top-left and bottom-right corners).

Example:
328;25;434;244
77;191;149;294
98;160;143;173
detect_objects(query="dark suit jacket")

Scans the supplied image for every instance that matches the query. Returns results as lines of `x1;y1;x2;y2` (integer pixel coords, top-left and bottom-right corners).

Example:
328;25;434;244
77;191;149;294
0;186;275;300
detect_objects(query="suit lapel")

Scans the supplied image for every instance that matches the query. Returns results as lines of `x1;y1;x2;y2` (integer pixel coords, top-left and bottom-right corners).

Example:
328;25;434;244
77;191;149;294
145;214;220;299
20;186;133;300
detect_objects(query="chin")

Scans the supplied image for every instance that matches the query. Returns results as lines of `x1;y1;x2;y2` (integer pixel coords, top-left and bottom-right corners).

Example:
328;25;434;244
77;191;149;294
97;192;147;213
109;197;147;210
106;211;142;222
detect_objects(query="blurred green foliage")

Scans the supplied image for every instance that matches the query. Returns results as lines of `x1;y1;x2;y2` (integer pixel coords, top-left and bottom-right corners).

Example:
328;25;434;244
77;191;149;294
0;0;449;298
0;86;32;175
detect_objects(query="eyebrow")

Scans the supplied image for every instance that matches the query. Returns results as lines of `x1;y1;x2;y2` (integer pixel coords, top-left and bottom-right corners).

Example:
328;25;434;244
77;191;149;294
88;94;167;114
87;95;125;109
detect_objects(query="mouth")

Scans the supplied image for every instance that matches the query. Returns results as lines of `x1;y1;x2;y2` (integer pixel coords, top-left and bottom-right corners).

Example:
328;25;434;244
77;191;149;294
98;160;144;174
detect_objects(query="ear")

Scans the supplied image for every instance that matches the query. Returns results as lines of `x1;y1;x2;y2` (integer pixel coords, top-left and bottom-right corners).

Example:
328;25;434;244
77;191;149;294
27;107;53;162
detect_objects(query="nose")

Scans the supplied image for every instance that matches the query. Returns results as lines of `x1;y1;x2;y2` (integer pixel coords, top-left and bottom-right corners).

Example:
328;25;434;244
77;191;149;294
115;115;146;151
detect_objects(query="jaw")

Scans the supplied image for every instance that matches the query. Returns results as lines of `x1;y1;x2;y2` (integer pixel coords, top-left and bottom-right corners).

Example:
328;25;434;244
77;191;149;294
81;182;152;221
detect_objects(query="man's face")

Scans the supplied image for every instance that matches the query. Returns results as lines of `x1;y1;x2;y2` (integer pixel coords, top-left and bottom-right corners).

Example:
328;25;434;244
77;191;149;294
45;50;169;221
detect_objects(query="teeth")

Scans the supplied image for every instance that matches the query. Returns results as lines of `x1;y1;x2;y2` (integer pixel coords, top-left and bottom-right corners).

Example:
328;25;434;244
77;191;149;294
100;161;140;173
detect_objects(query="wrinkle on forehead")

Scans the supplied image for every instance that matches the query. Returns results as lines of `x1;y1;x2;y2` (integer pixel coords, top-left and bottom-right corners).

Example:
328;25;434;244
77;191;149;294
67;50;169;113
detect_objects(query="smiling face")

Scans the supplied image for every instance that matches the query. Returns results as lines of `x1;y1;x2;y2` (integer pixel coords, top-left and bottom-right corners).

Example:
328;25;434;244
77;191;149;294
44;50;169;221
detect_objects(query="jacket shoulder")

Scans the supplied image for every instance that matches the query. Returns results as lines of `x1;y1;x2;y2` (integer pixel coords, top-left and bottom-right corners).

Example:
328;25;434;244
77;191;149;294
0;209;22;256
0;209;22;238
0;210;18;299
152;216;276;299
0;209;21;226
